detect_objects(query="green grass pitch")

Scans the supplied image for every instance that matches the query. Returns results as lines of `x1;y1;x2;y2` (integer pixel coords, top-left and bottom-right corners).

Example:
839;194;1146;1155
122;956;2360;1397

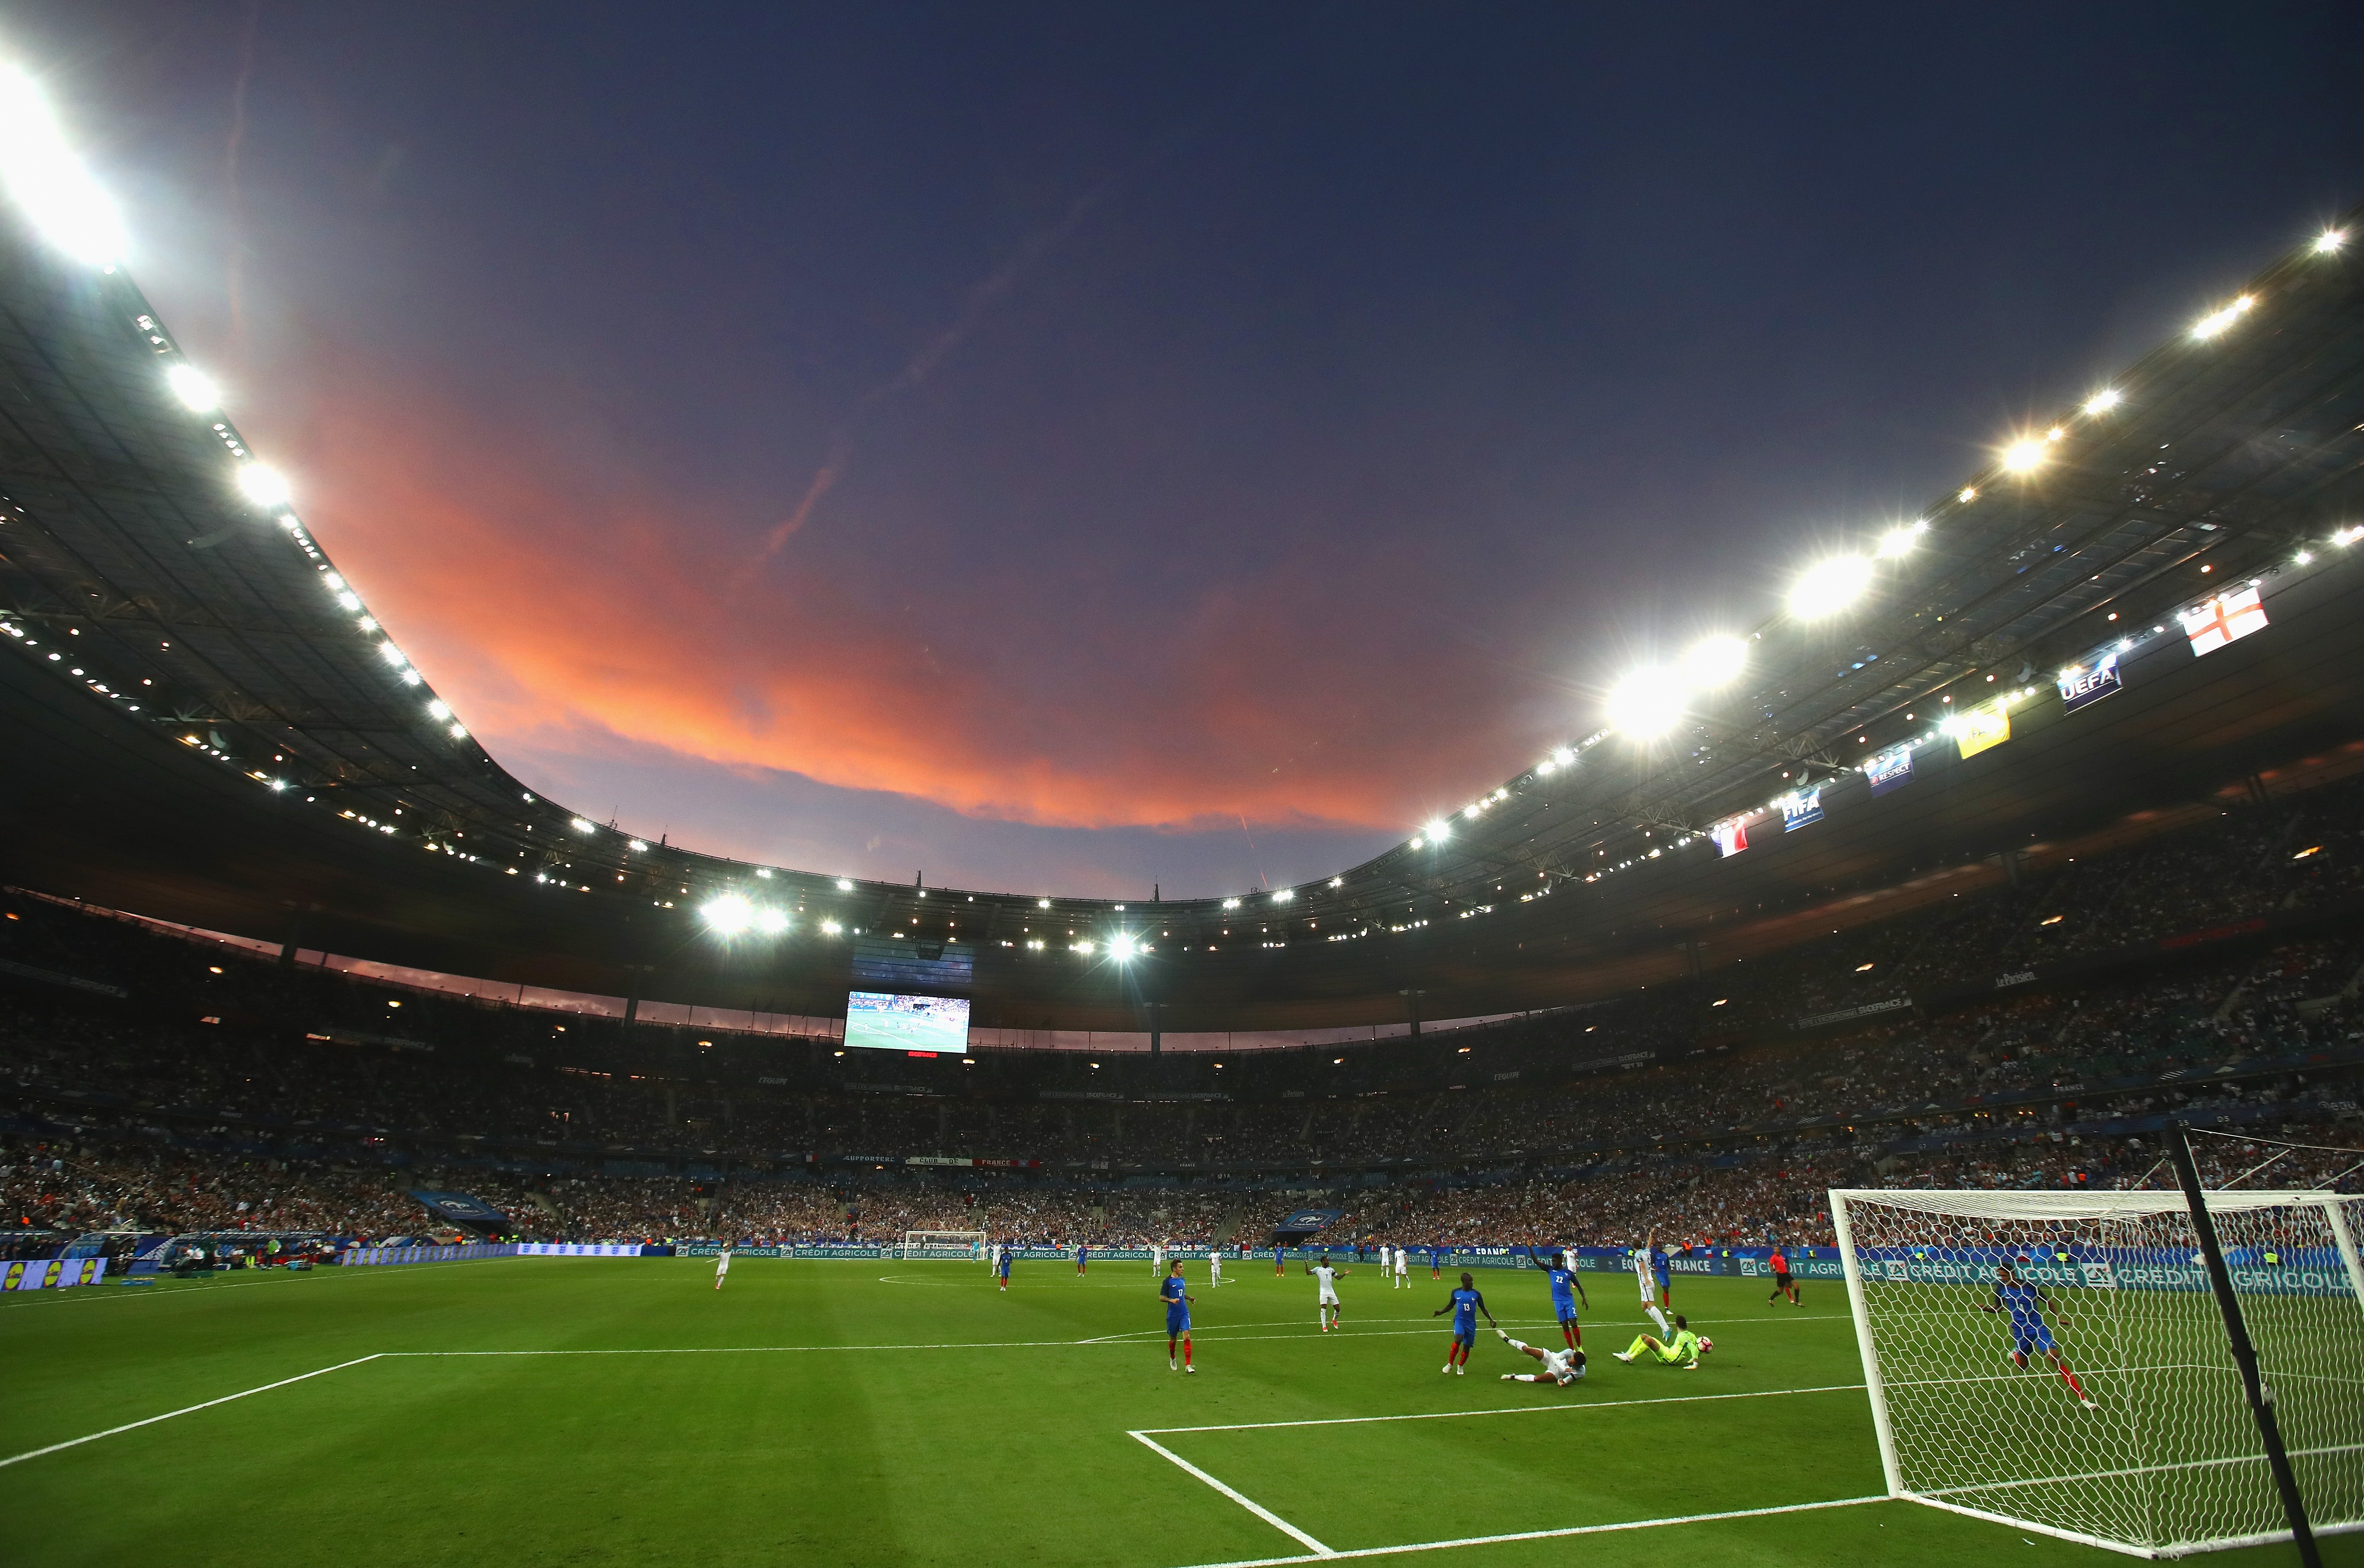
0;1257;2352;1568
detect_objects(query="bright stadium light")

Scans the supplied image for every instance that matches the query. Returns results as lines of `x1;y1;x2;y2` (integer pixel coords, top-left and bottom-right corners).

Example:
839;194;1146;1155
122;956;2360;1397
2083;387;2122;415
1877;521;1926;558
1681;635;1748;688
754;907;789;935
836;878;854;891
1605;666;1683;737
165;363;219;412
0;66;126;264
2316;229;2347;254
2000;438;2046;473
1271;888;1293;903
1109;933;1139;961
820;919;843;934
237;463;290;507
569;817;595;833
427;699;451;719
702;895;753;935
2192;295;2253;339
1789;555;1873;619
627;839;647;852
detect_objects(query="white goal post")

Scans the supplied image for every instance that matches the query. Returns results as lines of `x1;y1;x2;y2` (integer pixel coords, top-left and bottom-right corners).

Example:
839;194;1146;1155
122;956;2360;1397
901;1229;987;1261
1830;1186;2364;1558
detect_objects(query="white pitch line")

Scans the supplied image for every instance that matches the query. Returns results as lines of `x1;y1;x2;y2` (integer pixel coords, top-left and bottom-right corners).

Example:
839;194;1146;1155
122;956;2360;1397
1131;1430;1337;1558
1163;1495;1887;1568
0;1354;384;1470
1144;1381;1867;1436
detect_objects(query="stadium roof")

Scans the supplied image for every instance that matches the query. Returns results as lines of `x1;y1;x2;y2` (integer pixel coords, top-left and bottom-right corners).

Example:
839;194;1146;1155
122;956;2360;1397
2;92;2361;1032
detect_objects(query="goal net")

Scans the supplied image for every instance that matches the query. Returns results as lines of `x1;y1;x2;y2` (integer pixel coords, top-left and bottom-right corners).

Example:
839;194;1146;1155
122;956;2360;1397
1832;1186;2364;1556
901;1229;986;1261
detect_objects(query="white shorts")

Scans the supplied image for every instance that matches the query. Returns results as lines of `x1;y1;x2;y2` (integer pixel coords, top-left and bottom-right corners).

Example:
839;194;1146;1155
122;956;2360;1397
1319;1289;1339;1305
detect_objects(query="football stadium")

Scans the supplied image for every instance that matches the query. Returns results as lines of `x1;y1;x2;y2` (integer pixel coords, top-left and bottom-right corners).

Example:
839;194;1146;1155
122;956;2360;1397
2;18;2362;1568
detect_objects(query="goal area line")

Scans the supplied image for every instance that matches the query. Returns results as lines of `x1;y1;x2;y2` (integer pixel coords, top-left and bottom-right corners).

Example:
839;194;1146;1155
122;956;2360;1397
1134;1384;1878;1565
1899;1494;2364;1560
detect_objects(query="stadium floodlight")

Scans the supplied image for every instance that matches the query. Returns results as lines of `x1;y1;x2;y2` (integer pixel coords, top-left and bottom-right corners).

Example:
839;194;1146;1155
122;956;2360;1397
2335;525;2364;546
1681;634;1748;687
447;722;467;739
1877;521;1926;559
701;894;753;935
237;463;291;507
2316;228;2347;254
831;877;851;891
1788;554;1873;619
1423;819;1449;843
2191;295;2253;339
820;919;842;934
1605;666;1683;738
1271;888;1293;903
1108;933;1138;961
569;817;595;833
2082;387;2122;415
0;66;126;264
1037;897;1051;908
1222;896;1242;909
165;363;220;412
753;907;788;935
2000;437;2046;474
627;839;647;852
426;699;450;719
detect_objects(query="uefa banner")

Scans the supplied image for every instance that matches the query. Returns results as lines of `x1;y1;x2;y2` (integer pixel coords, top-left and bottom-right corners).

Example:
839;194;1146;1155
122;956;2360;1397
1;1256;108;1290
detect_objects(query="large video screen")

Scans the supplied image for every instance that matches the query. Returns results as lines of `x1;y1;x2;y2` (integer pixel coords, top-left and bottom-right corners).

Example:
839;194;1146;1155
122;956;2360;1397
843;990;972;1054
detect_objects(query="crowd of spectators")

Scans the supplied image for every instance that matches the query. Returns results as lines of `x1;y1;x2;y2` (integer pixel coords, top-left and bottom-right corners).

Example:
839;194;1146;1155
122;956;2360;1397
5;772;2363;1252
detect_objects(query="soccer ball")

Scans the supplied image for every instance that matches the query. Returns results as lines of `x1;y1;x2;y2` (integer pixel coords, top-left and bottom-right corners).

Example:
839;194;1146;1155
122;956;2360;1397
1697;1336;1713;1355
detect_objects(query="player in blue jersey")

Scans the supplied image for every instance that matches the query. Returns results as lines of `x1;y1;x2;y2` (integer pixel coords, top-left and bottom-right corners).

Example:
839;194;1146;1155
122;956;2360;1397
997;1243;1012;1292
1981;1260;2093;1406
1544;1249;1590;1350
1430;1271;1497;1375
1429;1244;1444;1280
1075;1241;1088;1276
1160;1258;1197;1373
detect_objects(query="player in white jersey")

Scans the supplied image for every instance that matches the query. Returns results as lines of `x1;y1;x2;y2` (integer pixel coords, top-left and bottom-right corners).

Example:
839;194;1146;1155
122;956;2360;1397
1378;1243;1392;1282
1494;1326;1586;1386
1150;1242;1164;1276
714;1245;731;1291
1305;1254;1349;1331
1395;1244;1410;1288
1208;1247;1224;1286
1633;1240;1671;1336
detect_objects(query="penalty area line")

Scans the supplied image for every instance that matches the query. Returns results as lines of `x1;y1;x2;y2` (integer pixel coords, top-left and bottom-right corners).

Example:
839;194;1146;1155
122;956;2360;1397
1162;1495;1886;1568
0;1354;385;1470
1144;1381;1868;1436
1130;1430;1336;1558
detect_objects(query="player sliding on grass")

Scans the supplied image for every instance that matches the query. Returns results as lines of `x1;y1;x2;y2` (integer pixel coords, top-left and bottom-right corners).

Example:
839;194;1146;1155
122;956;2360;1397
1431;1271;1497;1374
1493;1325;1586;1386
1613;1313;1709;1369
1160;1259;1198;1374
1981;1260;2095;1408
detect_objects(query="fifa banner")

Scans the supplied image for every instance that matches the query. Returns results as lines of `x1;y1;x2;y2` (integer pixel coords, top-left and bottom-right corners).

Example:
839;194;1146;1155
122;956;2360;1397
1;1256;108;1291
1952;701;2010;760
1865;744;1913;797
1781;789;1823;832
2056;653;2124;714
1853;1244;2354;1298
2180;583;2268;657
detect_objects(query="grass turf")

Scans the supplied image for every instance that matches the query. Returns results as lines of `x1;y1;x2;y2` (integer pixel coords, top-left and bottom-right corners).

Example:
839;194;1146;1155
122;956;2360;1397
0;1258;2354;1568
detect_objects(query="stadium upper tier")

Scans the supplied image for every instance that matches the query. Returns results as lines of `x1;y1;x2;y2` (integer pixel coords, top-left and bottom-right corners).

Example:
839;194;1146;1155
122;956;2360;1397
1;97;2362;1030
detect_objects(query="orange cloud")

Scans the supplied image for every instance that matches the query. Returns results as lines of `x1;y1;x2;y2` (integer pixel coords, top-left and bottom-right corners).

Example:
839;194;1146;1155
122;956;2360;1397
294;378;1547;837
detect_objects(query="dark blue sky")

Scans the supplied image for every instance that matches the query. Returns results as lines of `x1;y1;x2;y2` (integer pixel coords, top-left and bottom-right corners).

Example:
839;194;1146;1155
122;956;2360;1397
16;3;2362;895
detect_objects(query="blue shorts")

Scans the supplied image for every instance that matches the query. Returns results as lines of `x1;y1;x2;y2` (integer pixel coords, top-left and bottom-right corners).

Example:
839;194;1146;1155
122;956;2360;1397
1451;1326;1475;1348
1167;1308;1191;1335
2014;1325;2055;1355
998;1264;1010;1277
1552;1298;1578;1321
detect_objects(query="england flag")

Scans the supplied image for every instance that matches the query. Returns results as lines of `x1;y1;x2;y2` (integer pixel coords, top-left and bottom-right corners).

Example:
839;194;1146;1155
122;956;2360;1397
2179;584;2268;657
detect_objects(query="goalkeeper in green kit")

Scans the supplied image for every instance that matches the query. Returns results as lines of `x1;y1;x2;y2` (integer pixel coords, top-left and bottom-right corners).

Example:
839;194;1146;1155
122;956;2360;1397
1614;1313;1710;1370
